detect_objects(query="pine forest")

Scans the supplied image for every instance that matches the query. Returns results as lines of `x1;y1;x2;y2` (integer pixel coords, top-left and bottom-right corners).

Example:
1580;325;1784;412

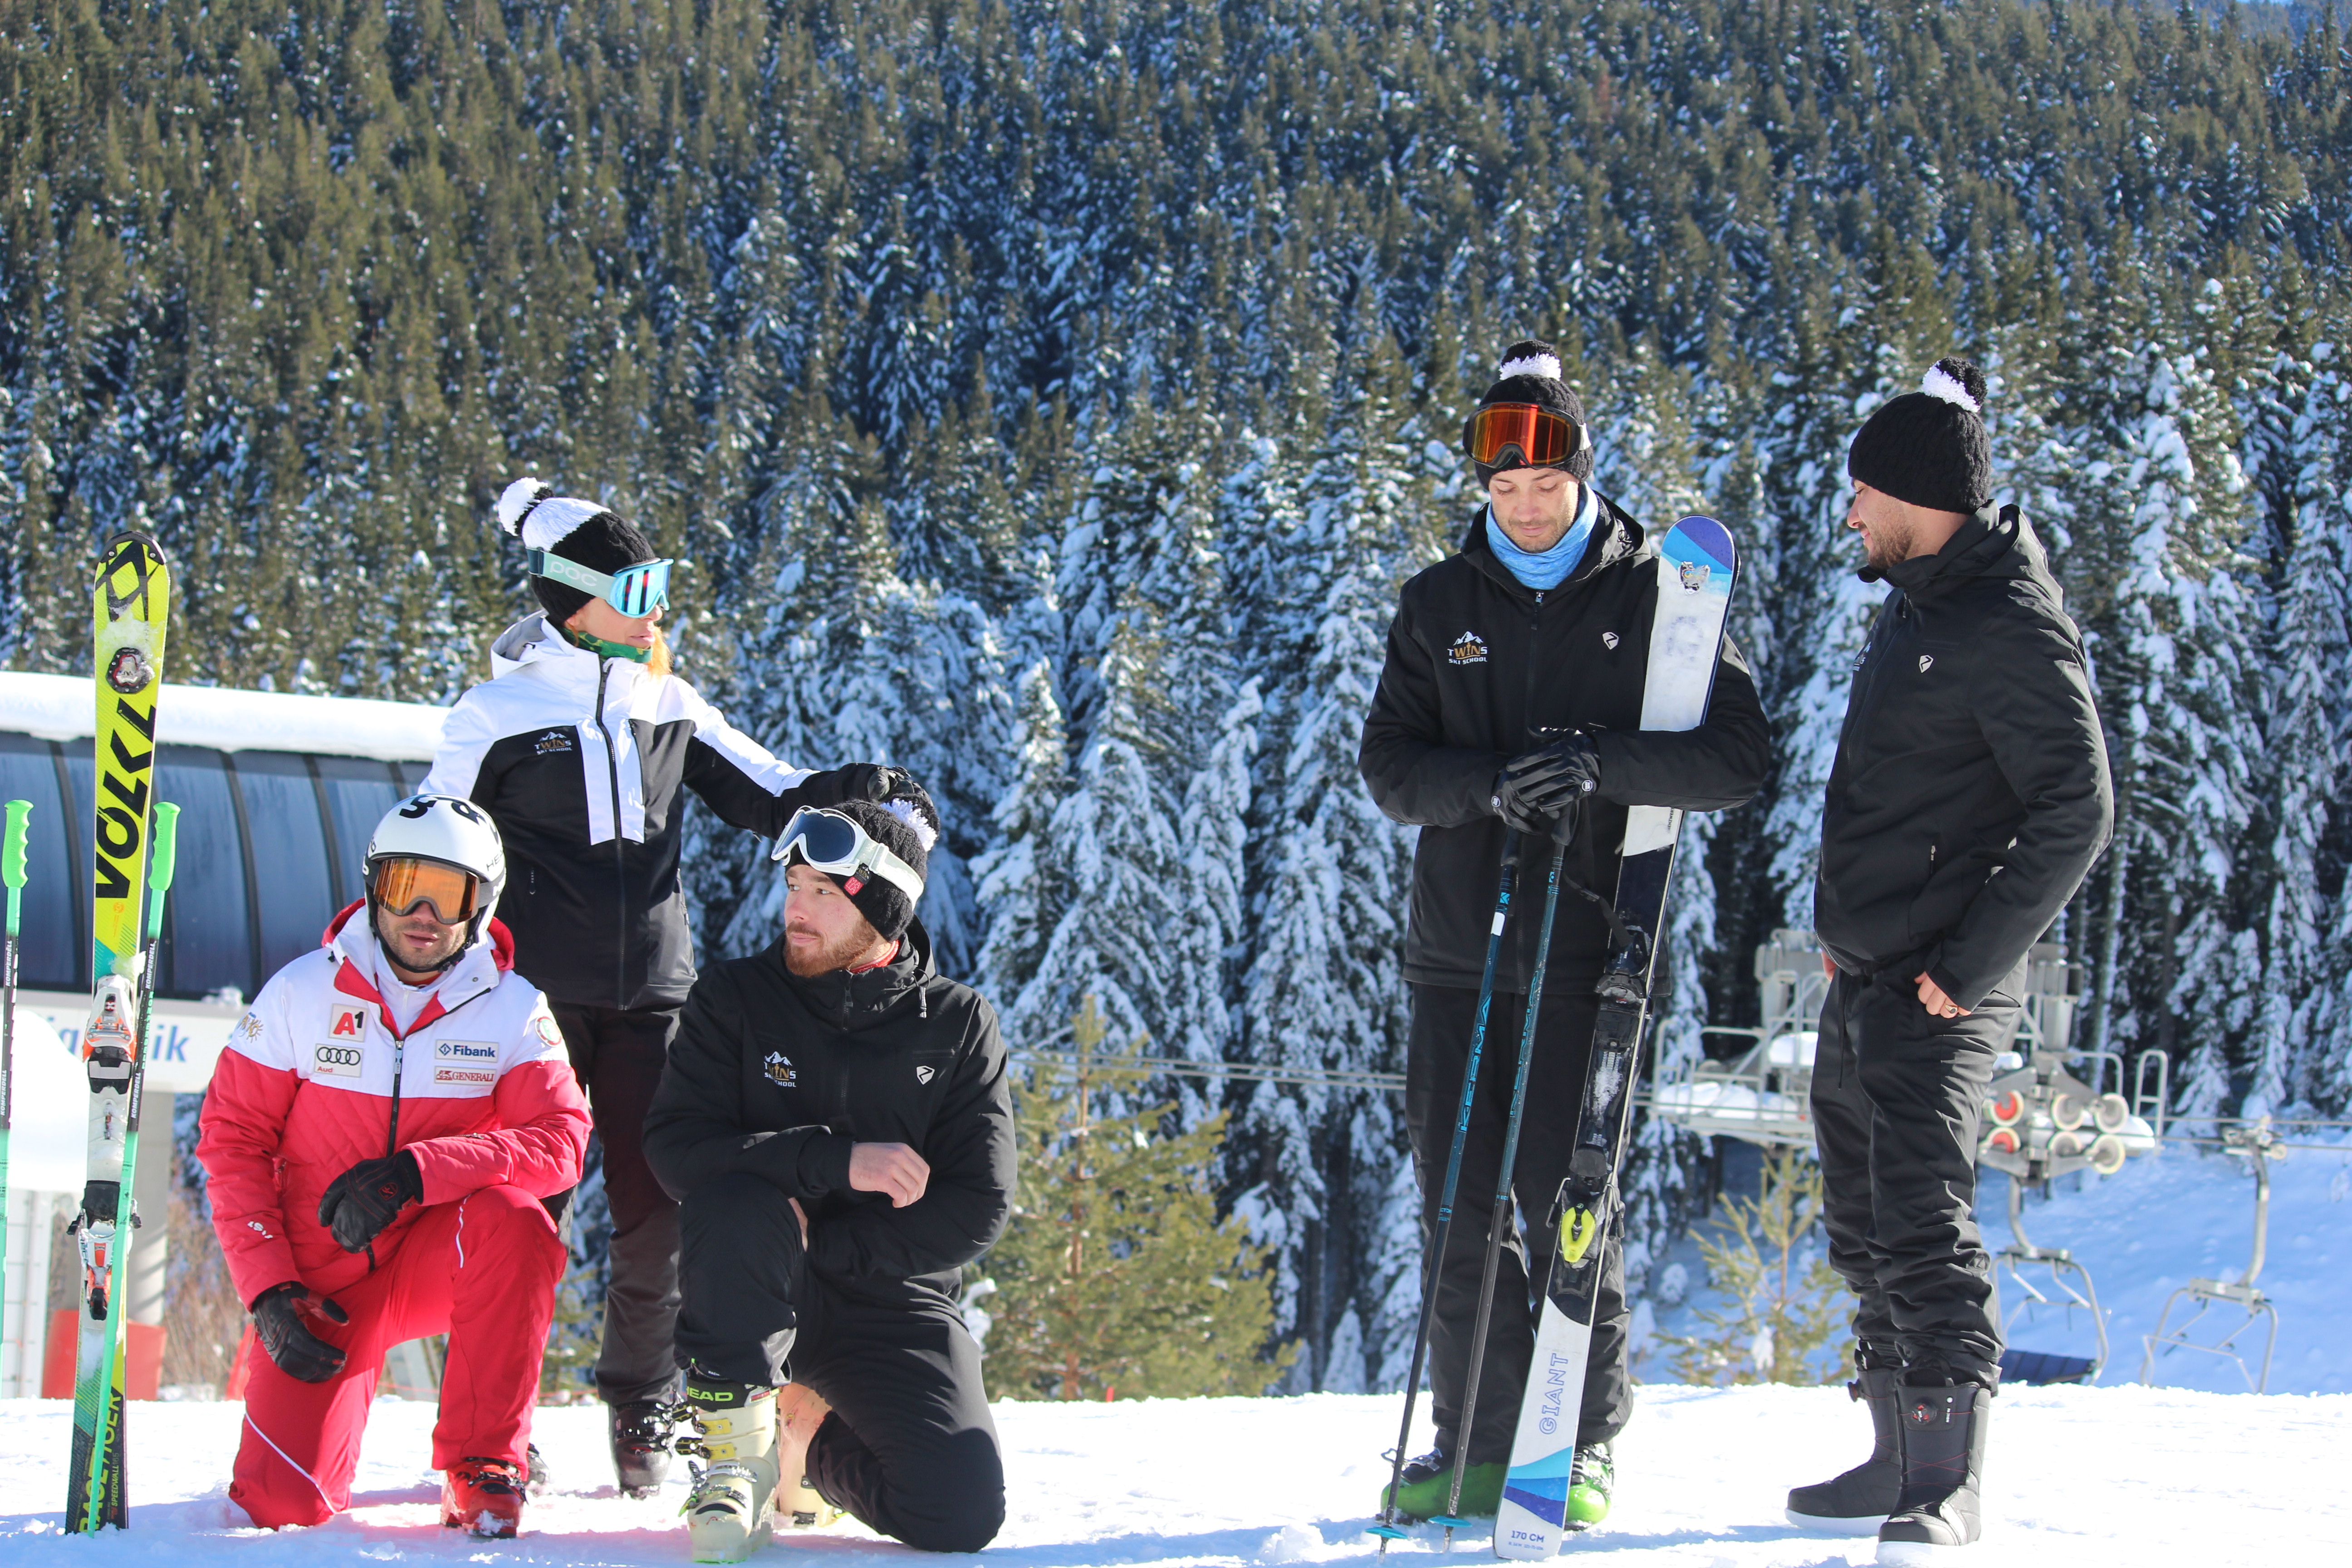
5;0;2352;1395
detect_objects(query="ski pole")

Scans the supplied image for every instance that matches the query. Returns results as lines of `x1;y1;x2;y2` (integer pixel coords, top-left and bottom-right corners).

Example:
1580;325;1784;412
0;798;29;1359
1372;828;1524;1554
1439;802;1578;1550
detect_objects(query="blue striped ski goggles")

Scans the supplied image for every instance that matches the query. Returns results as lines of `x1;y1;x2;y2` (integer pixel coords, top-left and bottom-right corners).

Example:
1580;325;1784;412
528;548;673;617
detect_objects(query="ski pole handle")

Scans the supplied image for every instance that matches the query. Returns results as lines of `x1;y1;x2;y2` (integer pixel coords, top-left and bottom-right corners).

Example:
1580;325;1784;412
146;801;180;941
2;798;28;907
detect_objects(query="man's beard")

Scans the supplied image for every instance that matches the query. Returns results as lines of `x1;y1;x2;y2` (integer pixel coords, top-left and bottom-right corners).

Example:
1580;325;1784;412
783;923;879;976
1862;516;1915;573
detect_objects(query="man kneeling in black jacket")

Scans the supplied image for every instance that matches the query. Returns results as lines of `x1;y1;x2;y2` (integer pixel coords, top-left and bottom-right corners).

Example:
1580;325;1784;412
644;796;1014;1561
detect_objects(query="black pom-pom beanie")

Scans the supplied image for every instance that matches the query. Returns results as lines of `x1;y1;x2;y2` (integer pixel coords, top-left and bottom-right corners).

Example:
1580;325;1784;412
495;477;661;626
1847;358;1994;514
1466;338;1594;485
823;799;932;944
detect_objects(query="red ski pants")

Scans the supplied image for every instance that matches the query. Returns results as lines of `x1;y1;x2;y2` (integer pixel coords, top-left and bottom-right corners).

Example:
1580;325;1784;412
229;1185;565;1529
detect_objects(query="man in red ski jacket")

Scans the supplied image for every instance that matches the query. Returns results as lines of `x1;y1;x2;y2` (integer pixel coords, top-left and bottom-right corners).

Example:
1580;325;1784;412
198;795;590;1537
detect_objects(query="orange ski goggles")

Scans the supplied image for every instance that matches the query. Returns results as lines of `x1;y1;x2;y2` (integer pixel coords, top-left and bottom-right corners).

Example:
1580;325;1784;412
1462;402;1590;470
371;857;481;925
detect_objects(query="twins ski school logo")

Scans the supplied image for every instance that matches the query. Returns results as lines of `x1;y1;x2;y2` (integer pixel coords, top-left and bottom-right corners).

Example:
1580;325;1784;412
1448;631;1490;665
764;1052;798;1088
533;729;576;756
1918;655;1936;674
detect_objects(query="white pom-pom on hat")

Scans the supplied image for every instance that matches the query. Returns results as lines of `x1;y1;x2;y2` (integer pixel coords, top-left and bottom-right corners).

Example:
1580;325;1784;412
1920;365;1981;414
883;797;939;853
1497;351;1564;383
496;478;552;537
495;476;611;554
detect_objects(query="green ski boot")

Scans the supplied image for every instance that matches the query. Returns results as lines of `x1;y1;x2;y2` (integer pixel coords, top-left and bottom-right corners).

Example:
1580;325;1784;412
1381;1450;1507;1521
1562;1442;1614;1531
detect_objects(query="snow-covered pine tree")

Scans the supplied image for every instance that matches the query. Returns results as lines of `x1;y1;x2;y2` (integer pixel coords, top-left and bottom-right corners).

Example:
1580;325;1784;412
1231;346;1427;1388
2062;285;2261;1126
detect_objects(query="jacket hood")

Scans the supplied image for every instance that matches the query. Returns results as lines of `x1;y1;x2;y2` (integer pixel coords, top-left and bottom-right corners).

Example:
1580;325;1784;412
1461;493;1649;600
489;610;647;684
774;916;943;1030
1868;504;2058;604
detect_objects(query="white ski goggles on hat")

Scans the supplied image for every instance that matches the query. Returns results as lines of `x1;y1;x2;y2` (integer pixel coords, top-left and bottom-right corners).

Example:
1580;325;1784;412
771;807;925;902
527;547;673;617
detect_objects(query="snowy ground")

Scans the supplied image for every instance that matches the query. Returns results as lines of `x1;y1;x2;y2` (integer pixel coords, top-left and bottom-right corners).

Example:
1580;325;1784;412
0;1384;2344;1566
1636;1134;2352;1397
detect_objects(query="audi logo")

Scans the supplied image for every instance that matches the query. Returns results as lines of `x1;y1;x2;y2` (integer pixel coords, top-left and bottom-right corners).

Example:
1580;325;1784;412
315;1047;364;1068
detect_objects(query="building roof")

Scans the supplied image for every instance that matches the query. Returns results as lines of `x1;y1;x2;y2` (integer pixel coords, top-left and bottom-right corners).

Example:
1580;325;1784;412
0;669;448;762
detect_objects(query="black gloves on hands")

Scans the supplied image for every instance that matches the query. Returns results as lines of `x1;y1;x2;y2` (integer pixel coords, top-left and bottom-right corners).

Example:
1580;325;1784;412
1492;732;1602;834
252;1281;350;1383
318;1150;422;1254
808;762;898;806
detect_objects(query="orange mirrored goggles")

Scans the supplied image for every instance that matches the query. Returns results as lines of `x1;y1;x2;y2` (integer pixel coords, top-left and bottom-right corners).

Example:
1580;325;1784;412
372;858;480;924
1462;402;1589;469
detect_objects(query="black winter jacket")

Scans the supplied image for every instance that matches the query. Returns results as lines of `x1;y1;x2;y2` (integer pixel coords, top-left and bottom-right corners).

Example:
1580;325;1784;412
1813;504;2113;1011
642;920;1014;1303
1360;502;1771;995
425;614;860;1011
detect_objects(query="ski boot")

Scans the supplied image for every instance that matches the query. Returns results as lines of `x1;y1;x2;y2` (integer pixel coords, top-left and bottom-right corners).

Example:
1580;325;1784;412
775;1383;842;1528
442;1455;528;1539
1380;1448;1506;1521
1876;1378;1989;1566
1787;1367;1901;1534
611;1397;676;1498
678;1374;780;1563
1563;1442;1613;1532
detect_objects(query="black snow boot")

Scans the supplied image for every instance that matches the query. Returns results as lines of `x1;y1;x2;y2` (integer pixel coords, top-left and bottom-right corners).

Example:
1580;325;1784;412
1786;1366;1902;1534
1875;1378;1989;1565
611;1398;676;1498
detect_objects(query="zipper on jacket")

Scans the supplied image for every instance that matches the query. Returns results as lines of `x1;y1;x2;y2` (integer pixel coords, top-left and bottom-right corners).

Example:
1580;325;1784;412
369;1031;407;1274
592;659;627;1009
1519;590;1546;748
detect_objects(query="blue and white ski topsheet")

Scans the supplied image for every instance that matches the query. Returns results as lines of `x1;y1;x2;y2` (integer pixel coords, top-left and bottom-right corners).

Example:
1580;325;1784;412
1495;516;1737;1559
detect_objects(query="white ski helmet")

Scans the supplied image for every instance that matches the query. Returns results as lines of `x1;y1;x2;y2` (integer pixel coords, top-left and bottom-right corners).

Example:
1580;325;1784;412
364;794;508;956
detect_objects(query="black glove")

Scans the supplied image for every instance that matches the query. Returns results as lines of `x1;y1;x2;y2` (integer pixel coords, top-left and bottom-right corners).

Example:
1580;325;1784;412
1492;732;1602;833
251;1281;350;1383
317;1150;422;1254
800;762;896;808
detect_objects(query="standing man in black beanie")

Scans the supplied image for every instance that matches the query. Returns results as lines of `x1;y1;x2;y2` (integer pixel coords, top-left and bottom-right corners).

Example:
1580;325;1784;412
1360;340;1770;1530
644;795;1012;1562
1788;359;2111;1564
424;477;913;1495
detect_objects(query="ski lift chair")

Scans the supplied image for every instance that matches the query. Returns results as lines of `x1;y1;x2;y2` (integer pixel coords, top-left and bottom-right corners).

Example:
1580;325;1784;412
1650;930;1827;1150
1978;945;2165;1386
2138;1120;2284;1395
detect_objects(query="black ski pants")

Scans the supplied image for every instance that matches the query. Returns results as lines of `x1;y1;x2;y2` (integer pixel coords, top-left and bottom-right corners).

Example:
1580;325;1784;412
1406;981;1631;1465
1809;966;2022;1390
549;1002;683;1407
676;1170;1004;1554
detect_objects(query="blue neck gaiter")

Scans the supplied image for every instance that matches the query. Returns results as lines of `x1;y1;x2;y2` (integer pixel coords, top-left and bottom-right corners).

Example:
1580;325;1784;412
1485;483;1598;591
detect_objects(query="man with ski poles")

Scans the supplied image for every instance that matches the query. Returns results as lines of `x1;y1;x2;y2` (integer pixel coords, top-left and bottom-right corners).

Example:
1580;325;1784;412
1359;340;1770;1531
196;794;590;1537
423;478;910;1494
1791;359;2111;1564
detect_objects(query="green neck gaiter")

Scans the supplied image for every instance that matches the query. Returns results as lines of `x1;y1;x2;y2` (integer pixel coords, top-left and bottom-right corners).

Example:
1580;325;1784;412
564;625;652;663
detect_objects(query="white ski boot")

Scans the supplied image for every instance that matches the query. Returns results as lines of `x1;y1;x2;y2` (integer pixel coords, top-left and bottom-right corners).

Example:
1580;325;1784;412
774;1383;841;1529
680;1377;779;1563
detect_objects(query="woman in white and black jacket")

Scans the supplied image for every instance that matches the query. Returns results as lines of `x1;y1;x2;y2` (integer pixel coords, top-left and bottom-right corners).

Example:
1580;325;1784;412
424;477;901;1496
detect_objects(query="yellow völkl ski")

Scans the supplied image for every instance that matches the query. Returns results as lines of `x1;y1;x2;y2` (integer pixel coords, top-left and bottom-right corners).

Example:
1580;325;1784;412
67;531;172;1533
